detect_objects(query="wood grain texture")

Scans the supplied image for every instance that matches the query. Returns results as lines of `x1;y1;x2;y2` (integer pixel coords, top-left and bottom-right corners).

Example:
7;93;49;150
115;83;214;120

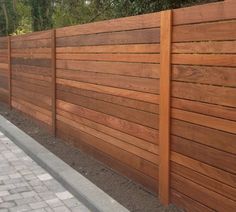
56;60;160;78
56;12;161;38
173;0;236;25
159;10;172;205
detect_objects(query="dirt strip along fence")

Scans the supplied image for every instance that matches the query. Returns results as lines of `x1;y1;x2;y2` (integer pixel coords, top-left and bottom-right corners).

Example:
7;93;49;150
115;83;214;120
0;0;235;211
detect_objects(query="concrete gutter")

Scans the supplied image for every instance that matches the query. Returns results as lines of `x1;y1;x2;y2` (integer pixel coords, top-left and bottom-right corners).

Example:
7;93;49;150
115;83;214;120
0;115;129;212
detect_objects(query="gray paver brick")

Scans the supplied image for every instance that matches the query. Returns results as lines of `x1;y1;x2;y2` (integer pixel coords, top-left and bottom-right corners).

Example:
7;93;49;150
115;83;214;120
0;131;90;212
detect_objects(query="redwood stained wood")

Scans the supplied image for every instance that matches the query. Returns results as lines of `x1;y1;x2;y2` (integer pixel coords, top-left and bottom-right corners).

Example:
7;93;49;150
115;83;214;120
172;81;236;107
171;135;236;174
56;53;160;63
173;0;236;25
56;60;160;78
172;98;236;122
57;120;159;179
57;90;159;129
57;108;158;154
57;100;159;144
171;189;215;212
57;44;160;53
171;162;236;201
56;28;160;47
173;21;236;42
172;65;236;87
57;69;160;94
171;152;236;187
57;114;159;163
171;119;236;155
172;108;236;134
56;12;161;38
171;173;236;211
172;41;236;54
57;123;158;193
57;78;159;104
57;84;159;114
159;10;172;205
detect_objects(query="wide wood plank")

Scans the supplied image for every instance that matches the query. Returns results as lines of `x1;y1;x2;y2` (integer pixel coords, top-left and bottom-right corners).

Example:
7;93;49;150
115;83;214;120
56;60;160;78
11;64;51;76
57;78;159;104
57;84;159;114
171;173;236;211
57;108;158;154
57;100;158;144
172;108;236;134
171;189;215;212
56;28;160;47
12;58;51;68
171;135;236;174
57;90;158;129
172;98;236;122
172;65;236;87
57;69;159;94
171;119;236;155
172;162;236;201
11;38;51;49
56;12;160;37
12;100;51;125
173;0;236;25
58;114;158;164
173;21;236;42
57;120;158;179
171;152;236;187
172;81;236;107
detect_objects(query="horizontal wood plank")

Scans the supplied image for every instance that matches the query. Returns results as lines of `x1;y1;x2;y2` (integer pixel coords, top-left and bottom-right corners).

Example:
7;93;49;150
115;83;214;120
56;60;160;78
56;28;160;47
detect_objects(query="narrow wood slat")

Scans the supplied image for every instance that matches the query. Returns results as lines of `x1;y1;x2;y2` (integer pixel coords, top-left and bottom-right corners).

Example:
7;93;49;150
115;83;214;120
172;41;236;54
159;10;172;205
56;53;160;63
56;44;160;54
172;54;236;67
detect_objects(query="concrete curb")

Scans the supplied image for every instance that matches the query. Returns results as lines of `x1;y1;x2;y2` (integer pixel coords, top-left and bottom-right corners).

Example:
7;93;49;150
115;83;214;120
0;115;129;212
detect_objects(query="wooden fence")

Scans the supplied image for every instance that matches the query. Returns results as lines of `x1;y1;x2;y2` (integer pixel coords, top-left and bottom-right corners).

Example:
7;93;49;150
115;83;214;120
0;0;235;211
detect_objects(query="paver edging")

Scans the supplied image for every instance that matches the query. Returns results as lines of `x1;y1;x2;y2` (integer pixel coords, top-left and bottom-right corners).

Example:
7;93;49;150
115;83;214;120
0;115;129;212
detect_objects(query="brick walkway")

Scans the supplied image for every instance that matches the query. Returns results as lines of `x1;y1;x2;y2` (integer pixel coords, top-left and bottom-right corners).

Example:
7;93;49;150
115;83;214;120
0;131;90;212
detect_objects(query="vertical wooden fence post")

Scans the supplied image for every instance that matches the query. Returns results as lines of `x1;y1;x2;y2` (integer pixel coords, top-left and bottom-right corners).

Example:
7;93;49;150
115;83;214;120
159;10;172;206
51;29;56;136
8;36;11;109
